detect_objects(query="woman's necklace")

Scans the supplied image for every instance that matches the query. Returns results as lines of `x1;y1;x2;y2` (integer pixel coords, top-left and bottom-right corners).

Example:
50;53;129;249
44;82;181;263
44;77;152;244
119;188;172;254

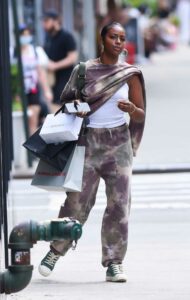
98;56;118;65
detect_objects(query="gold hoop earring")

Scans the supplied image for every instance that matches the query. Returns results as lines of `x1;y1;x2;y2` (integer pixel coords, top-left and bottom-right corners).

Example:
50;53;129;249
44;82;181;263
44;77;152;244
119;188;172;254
123;49;128;57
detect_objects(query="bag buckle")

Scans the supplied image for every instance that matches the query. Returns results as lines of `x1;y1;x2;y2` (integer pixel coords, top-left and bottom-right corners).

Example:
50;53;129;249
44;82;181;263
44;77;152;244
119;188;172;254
78;74;86;79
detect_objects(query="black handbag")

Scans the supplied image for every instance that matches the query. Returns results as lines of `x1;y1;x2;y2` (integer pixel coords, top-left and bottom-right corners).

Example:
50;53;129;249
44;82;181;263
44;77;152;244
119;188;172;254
23;62;86;171
23;128;77;171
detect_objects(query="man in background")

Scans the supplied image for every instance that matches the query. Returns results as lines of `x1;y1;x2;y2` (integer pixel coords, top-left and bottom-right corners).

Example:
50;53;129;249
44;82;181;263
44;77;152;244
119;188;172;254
42;9;78;112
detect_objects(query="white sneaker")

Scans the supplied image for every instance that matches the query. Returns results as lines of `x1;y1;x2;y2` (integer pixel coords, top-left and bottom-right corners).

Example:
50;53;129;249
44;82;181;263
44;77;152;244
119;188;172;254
106;263;127;282
38;250;60;277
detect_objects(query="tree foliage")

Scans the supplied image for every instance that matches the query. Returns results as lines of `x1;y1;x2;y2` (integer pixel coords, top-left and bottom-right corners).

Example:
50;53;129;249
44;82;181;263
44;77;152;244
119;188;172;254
122;0;158;15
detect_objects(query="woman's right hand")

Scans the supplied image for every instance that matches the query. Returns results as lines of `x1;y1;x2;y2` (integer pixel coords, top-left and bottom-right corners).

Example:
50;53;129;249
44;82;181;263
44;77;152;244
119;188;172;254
76;111;87;118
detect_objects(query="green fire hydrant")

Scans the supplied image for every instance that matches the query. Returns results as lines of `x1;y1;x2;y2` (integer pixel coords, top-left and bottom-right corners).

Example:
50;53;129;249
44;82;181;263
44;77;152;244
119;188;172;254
0;218;82;294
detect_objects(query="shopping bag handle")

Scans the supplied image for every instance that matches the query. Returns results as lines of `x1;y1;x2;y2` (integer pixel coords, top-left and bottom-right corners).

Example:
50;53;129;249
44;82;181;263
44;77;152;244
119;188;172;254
74;101;79;111
54;101;80;116
54;104;65;116
54;62;86;117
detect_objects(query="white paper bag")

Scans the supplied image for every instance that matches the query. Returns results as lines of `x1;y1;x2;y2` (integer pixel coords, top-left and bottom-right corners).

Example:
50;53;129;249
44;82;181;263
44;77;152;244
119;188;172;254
31;146;85;192
65;102;91;113
39;113;83;144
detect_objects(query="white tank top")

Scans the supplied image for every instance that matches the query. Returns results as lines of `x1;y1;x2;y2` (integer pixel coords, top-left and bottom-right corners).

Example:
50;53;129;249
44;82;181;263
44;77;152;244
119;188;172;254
87;83;129;128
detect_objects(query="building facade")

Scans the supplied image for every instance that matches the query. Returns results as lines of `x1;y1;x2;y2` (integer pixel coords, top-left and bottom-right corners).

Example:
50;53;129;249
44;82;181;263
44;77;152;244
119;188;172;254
9;0;97;61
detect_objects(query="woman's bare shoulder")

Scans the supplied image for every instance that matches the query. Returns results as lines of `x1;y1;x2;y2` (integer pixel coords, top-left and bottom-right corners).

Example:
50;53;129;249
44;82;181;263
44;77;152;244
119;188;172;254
127;74;142;87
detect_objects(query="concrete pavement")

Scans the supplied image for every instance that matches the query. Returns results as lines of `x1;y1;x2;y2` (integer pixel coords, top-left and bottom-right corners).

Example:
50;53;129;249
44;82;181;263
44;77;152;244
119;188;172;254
7;207;190;300
134;45;190;169
6;172;190;300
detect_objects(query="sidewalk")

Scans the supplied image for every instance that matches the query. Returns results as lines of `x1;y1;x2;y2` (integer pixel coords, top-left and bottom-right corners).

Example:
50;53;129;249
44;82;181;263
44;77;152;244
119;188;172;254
134;45;190;169
6;172;190;300
8;207;190;300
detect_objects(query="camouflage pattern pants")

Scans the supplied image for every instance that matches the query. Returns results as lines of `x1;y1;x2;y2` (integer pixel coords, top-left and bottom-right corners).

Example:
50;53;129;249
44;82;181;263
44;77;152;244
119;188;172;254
51;124;133;267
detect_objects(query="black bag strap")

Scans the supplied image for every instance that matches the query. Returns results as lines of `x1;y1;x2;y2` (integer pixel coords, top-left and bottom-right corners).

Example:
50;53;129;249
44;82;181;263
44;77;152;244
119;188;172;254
77;62;86;97
55;62;86;116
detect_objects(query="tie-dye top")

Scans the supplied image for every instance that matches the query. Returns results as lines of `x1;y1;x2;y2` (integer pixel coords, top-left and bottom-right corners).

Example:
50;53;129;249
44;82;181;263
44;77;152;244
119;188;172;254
60;58;146;156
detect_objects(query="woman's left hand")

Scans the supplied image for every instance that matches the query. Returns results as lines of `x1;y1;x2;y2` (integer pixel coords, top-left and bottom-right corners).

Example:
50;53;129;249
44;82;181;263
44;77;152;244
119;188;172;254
117;100;136;114
73;100;87;118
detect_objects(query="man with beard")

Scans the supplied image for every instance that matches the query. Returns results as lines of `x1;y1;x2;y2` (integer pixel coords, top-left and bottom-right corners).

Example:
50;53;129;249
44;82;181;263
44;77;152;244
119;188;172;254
42;9;78;112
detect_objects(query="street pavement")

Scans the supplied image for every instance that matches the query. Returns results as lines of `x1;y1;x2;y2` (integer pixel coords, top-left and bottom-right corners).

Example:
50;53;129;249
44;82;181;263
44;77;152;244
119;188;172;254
8;172;190;224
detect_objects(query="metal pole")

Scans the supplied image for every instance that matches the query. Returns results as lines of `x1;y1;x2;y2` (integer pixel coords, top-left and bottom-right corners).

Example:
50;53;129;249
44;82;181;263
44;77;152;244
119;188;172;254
62;0;74;32
83;0;96;60
11;0;32;167
0;0;13;269
34;0;44;46
0;117;9;269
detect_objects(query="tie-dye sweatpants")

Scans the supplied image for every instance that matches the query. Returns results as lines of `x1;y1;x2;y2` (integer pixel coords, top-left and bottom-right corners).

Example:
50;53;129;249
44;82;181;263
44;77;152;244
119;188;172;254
50;123;133;267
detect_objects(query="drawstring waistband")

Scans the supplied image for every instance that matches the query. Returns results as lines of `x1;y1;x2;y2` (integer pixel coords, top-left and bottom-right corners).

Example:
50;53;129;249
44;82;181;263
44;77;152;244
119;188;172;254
86;123;127;134
80;123;128;144
108;128;113;139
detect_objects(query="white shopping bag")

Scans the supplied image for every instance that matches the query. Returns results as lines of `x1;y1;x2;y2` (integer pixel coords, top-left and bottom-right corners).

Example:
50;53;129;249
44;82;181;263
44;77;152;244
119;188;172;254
65;102;91;113
39;113;83;144
31;146;85;192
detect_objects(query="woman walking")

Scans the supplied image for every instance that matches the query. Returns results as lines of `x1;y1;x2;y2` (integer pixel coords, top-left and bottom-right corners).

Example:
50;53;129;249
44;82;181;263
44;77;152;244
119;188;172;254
18;25;52;134
39;22;146;282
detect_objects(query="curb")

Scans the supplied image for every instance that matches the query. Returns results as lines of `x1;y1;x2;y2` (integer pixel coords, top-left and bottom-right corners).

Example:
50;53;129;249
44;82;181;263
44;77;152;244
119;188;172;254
12;163;190;179
133;163;190;174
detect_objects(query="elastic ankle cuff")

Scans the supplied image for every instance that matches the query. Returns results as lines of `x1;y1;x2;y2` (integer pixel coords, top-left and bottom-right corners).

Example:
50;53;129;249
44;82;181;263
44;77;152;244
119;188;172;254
50;246;61;255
